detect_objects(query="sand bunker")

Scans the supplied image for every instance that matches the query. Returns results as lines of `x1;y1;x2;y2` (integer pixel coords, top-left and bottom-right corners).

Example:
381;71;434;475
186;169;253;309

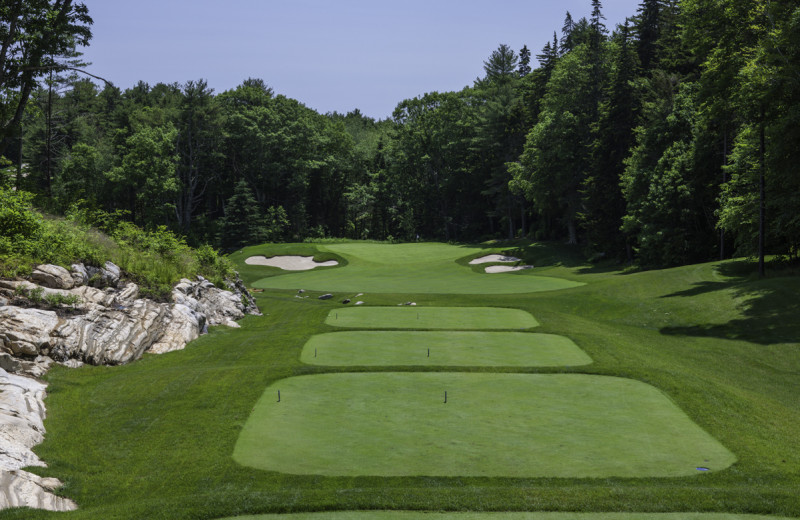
485;265;534;273
469;254;522;265
245;255;338;271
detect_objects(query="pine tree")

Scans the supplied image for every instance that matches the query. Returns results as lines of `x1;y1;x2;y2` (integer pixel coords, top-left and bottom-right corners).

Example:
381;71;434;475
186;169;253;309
218;179;267;249
635;0;661;71
518;45;532;77
561;12;576;54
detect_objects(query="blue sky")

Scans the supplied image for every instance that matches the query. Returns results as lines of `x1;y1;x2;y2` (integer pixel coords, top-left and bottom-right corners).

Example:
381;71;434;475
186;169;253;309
79;1;642;119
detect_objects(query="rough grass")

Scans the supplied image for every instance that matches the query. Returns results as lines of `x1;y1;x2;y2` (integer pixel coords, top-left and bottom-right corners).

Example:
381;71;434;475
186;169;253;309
325;307;540;330
6;241;799;519
300;331;592;367
233;372;735;478
221;514;794;520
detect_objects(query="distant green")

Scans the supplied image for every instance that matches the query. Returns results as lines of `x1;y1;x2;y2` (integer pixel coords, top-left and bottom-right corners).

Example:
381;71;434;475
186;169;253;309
300;331;591;367
233;373;735;478
241;242;583;294
325;307;539;330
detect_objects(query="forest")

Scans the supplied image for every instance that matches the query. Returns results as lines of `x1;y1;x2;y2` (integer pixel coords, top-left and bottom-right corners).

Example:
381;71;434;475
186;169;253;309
2;0;799;269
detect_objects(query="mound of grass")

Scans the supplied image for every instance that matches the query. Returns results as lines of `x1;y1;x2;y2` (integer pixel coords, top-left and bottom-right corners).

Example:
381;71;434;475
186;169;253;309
233;373;735;478
300;331;591;367
325;307;539;330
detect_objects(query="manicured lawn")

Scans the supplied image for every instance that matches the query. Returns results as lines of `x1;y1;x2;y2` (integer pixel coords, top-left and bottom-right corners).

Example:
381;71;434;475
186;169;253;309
233;373;735;478
324;307;539;330
300;331;592;367
239;242;583;294
221;514;793;520
9;241;798;519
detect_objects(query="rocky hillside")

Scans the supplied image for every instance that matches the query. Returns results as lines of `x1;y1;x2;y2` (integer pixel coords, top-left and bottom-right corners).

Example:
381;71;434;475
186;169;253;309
0;260;259;511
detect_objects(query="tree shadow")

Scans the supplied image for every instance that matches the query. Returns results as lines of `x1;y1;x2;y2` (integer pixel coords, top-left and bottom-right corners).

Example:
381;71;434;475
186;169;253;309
660;263;800;345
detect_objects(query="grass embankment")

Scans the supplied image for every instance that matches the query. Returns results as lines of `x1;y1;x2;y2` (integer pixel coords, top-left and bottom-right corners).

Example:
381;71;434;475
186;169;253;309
4;241;799;519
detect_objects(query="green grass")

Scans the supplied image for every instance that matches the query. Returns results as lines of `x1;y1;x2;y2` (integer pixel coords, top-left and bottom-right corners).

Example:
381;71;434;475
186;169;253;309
234;242;583;294
222;514;793;520
300;331;592;367
233;373;735;478
324;307;539;330
6;241;799;519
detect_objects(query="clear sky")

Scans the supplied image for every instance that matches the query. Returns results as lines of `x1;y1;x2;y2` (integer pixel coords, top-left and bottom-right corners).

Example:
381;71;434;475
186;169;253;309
79;0;642;119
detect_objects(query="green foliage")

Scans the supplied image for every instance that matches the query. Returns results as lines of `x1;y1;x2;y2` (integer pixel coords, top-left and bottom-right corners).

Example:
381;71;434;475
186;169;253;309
0;188;44;256
44;292;82;307
106;117;179;227
28;286;44;303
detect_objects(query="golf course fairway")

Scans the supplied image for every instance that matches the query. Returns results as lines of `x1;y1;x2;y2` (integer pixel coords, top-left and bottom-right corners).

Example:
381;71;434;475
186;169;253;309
233;373;735;478
242;242;583;294
325;307;539;330
300;331;592;367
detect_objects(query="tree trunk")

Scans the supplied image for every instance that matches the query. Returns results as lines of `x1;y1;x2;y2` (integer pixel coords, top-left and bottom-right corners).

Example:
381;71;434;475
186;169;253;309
758;108;766;278
567;220;577;245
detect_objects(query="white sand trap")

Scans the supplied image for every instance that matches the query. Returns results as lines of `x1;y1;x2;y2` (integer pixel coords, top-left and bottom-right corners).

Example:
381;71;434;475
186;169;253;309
245;255;339;270
469;254;522;265
485;265;534;273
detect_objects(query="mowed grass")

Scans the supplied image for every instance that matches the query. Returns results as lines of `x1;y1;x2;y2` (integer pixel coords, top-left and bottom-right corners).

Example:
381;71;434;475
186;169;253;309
9;242;799;519
233;373;735;478
235;242;583;294
222;514;793;520
300;331;592;367
325;307;539;330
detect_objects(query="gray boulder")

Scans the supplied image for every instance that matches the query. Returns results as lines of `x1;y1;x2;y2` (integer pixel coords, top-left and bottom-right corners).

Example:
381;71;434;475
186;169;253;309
0;307;60;357
319;293;333;300
30;265;74;290
85;261;121;288
52;298;168;365
70;263;89;286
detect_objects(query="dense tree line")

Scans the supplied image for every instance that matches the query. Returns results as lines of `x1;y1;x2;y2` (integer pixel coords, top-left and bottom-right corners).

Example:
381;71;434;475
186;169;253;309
2;0;799;267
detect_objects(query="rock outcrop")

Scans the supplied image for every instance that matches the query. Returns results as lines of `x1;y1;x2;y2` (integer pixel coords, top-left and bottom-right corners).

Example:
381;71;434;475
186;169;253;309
0;262;260;512
0;368;77;511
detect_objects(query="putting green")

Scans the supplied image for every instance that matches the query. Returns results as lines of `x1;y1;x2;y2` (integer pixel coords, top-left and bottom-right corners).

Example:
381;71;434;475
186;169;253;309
300;331;591;367
221;514;791;520
233;373;735;478
248;242;583;294
325;307;539;330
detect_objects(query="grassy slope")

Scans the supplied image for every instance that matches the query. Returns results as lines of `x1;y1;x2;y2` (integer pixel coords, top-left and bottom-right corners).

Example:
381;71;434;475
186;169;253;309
5;241;800;519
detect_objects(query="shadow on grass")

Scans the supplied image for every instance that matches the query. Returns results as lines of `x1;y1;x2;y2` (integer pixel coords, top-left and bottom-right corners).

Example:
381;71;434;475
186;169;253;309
660;261;800;345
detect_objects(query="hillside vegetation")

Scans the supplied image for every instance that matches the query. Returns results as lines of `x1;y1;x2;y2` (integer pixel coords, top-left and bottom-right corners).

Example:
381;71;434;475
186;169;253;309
0;187;233;298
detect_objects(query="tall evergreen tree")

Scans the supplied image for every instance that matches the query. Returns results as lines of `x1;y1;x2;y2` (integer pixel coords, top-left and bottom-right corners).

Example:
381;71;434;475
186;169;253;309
561;11;576;54
518;45;532;77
